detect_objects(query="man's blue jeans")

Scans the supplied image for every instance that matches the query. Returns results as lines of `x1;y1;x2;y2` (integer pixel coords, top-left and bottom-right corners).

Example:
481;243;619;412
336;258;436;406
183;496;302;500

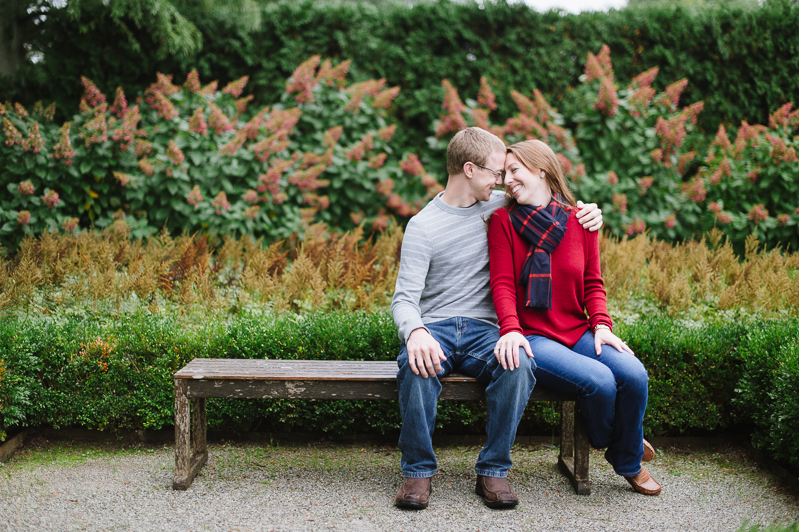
396;318;536;479
526;330;649;478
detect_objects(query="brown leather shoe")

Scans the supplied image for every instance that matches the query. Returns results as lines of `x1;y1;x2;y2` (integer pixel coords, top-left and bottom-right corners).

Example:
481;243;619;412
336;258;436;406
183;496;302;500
395;477;432;510
475;475;519;509
625;466;661;495
642;439;656;462
604;439;656;467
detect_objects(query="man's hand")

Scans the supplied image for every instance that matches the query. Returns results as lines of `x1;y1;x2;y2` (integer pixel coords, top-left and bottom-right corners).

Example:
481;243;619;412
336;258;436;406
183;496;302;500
406;328;447;378
575;201;603;232
493;331;533;371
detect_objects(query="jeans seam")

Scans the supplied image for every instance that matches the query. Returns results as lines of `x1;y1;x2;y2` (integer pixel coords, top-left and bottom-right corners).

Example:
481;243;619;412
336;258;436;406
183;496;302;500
474;469;507;478
402;470;436;479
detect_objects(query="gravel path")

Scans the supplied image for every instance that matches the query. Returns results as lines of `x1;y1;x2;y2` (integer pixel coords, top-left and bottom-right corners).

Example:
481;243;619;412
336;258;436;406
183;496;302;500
0;437;796;531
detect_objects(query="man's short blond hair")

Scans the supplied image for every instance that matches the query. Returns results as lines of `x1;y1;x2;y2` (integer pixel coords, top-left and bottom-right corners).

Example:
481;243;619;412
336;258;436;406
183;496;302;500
446;127;506;176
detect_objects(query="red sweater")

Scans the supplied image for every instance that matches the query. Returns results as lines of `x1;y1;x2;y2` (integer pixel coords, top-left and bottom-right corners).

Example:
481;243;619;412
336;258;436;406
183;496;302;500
488;206;612;347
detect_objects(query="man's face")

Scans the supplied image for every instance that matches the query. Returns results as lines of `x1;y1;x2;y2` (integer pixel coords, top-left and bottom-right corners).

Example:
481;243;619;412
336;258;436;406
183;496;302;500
469;150;506;202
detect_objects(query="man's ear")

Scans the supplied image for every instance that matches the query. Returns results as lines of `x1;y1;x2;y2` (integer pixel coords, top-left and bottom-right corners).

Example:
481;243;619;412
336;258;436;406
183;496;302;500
463;162;473;178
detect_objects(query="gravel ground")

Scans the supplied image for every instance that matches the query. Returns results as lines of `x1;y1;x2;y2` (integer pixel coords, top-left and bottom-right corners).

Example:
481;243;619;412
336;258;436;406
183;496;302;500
0;437;796;532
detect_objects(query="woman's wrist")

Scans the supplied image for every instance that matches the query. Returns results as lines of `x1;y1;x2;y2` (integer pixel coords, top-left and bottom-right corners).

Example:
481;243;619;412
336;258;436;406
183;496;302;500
593;323;611;333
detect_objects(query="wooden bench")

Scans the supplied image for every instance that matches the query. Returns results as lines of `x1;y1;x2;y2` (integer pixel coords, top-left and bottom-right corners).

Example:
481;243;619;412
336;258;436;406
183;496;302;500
173;358;591;494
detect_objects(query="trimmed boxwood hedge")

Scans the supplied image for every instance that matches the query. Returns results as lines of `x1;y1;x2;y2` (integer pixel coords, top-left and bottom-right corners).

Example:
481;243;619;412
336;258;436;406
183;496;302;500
1;310;796;470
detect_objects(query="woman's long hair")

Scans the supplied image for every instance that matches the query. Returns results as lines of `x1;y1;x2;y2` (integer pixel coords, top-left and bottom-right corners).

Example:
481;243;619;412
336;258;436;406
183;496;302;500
506;139;576;207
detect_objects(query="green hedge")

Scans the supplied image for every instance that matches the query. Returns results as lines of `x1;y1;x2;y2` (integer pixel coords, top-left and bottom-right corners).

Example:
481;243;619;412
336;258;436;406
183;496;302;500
4;0;799;162
2;310;796;470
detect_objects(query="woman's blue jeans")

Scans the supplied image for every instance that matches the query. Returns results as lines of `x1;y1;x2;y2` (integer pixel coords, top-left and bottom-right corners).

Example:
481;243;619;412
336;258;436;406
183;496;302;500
396;318;536;479
526;330;649;477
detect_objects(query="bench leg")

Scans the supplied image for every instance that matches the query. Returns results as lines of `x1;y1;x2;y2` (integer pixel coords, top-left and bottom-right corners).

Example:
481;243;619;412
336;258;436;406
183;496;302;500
558;401;591;495
173;380;208;490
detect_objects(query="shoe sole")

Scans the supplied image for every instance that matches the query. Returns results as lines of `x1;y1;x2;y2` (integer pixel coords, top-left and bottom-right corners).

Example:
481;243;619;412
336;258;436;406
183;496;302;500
475;480;519;509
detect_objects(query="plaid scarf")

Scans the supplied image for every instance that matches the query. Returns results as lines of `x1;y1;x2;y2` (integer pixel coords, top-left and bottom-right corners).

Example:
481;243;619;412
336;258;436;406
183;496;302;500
508;198;569;310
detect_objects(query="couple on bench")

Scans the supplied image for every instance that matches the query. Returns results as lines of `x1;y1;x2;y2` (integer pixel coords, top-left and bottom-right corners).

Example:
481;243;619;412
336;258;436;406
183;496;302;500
391;127;660;510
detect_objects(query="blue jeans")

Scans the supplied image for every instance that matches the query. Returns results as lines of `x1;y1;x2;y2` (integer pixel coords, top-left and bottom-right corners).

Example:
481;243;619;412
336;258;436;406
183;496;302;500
396;318;536;479
526;330;649;477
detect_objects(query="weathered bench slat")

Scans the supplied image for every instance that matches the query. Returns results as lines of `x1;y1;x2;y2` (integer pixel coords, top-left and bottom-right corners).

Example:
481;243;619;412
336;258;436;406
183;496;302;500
173;357;592;495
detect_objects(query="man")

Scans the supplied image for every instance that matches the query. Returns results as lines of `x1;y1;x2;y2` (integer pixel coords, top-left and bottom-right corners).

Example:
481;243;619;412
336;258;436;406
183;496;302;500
391;127;603;510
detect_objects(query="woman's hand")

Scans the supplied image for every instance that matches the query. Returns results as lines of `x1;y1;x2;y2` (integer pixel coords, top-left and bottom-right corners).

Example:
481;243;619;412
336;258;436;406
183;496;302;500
493;331;533;371
594;328;634;356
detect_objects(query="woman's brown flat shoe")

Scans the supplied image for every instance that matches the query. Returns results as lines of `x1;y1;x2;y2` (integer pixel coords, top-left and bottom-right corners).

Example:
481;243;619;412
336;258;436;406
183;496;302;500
625;466;661;495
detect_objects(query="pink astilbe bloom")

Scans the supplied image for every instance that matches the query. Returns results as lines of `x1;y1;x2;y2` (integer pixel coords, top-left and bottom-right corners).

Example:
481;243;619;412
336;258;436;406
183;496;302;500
113;172;133;187
607;171;618;185
765;134;788;163
251;136;290;162
372;87;401;109
14;102;29;118
711;125;732;153
435;80;467;136
625;218;646;236
716;211;732;225
655;113;690;158
112;105;141;151
547;123;573;149
243;205;260;220
346;133;374;162
134;139;153;158
769;103;793;129
18;181;34;195
199;81;218;95
23;121;44;153
571;163;586;182
3;117;24;147
795;206;799;215
187;186;203;207
747;168;761;184
288;164;328;191
323;126;343;147
211;191;231;214
52;122;75;164
748;204;769;224
17;210;31;226
683;101;704;125
42;102;56;120
189;107;208;135
584;48;612;82
629;86;656;118
471;108;491;130
167;140;185;165
368;153;387;169
510;90;552;124
223;76;249;98
243;190;258;203
638;176;654;194
631;67;659;89
257;159;293;201
378;124;397;143
733;121;768;156
400;153;425;176
184;69;201;93
376;178;394;196
682;177;707;202
315;58;351;88
662;79;688;109
595;45;613;79
556;154;573;176
422;175;443;195
778;214;790;226
784;147;798;164
650;148;663;164
612;193;628;214
505;114;548;140
61;217;79;232
109;87;128;118
152;92;177;121
138;157;155;177
595;77;619;117
477;76;497;110
262;107;302;138
346;79;387;113
664;214;677;229
287;56;321;103
80;77;106;108
0;102;6;115
81;114;107;146
144;73;179;103
42;189;60;208
709;202;722;213
677;151;696;175
208;104;234;134
220;131;248;157
234;95;254;114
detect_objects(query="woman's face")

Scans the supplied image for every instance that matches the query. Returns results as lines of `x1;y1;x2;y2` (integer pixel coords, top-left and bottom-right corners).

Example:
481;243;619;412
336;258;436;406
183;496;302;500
504;153;546;205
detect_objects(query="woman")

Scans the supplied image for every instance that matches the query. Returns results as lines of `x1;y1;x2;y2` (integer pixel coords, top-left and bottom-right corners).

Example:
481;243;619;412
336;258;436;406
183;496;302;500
487;139;660;496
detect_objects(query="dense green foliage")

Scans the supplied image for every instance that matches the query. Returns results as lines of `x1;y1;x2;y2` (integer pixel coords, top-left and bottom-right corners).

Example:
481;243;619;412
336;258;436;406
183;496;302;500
3;0;798;157
2;311;797;471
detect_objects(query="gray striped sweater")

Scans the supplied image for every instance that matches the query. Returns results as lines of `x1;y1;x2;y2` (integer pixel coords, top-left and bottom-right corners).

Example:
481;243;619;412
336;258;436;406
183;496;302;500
391;191;506;342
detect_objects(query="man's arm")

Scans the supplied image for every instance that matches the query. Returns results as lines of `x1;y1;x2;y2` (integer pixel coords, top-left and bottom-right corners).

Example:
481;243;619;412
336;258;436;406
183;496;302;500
390;219;447;377
575;201;603;232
